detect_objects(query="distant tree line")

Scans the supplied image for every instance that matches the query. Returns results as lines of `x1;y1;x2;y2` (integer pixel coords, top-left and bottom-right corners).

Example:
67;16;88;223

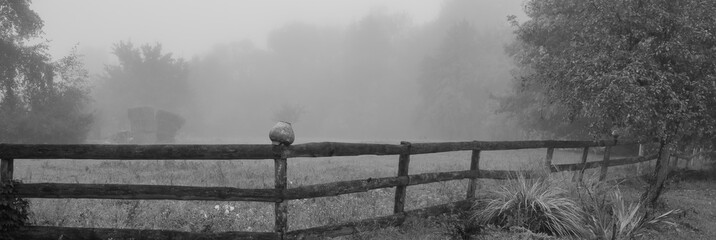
0;0;92;143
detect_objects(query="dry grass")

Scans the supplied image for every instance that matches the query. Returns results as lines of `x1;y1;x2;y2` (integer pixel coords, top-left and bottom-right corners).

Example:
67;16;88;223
471;173;589;238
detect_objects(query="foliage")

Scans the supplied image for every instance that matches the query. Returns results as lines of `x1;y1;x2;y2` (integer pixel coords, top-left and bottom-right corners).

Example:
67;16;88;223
439;213;481;240
503;0;716;143
575;178;682;239
96;41;189;131
471;173;589;238
1;180;29;240
0;0;92;143
497;70;592;140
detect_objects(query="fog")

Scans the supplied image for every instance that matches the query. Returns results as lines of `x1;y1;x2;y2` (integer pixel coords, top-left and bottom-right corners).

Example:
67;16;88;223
35;0;527;143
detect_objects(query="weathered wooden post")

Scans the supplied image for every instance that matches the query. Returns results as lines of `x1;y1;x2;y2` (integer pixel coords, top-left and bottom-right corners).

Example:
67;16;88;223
273;146;288;239
544;147;554;174
393;141;411;215
574;147;589;182
466;148;481;199
637;144;644;175
270;122;294;239
1;158;13;182
599;145;613;181
600;130;621;181
687;148;697;170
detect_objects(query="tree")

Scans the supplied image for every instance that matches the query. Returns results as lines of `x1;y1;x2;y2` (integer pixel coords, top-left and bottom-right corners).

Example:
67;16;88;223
0;0;92;143
417;21;512;139
506;0;716;206
96;41;189;133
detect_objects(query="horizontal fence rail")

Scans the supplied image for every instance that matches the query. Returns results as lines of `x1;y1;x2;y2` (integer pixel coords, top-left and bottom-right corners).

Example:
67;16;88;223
551;154;659;172
0;140;639;159
0;139;656;240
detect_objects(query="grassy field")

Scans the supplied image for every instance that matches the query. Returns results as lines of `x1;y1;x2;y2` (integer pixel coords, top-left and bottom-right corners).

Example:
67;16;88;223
13;144;654;238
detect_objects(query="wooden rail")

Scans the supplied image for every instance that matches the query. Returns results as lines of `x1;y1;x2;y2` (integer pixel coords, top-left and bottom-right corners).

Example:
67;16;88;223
0;139;654;240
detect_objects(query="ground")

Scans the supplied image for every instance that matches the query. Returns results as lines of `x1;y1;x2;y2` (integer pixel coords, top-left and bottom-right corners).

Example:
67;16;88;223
349;173;716;240
639;177;716;240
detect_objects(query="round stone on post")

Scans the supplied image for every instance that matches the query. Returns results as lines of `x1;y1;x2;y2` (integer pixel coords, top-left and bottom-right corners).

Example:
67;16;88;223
269;121;295;146
611;127;621;144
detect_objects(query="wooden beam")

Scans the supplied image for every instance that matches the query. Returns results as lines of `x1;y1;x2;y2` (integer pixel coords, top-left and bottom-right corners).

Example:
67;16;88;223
393;142;411;215
1;158;13;182
574;147;589;182
0;144;274;160
409;139;638;154
287;142;406;157
11;226;278;240
554;161;602;172
607;154;659;167
0;140;648;160
466;150;480;199
15;183;281;202
553;154;658;172
544;148;554;173
284;176;407;200
599;146;612;181
284;169;517;200
273;145;288;239
14;169;529;202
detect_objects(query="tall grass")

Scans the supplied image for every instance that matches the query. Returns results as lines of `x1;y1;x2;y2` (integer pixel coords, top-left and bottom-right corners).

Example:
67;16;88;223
575;176;682;240
469;171;683;239
470;173;589;238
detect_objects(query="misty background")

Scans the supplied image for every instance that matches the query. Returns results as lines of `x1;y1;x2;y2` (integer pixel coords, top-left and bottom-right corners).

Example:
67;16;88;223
33;0;527;143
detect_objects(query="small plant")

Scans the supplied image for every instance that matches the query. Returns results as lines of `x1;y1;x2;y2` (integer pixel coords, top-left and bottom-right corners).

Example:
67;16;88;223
440;213;481;240
1;180;29;240
470;173;589;238
576;176;682;240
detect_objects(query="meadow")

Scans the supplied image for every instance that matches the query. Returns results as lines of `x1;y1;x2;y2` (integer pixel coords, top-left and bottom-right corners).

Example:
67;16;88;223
13;144;644;238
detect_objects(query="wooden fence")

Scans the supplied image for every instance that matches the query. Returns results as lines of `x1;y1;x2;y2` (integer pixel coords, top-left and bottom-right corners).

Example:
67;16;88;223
0;139;658;240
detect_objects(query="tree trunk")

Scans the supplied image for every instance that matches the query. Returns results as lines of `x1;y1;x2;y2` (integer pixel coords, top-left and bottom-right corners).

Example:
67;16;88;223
641;140;673;208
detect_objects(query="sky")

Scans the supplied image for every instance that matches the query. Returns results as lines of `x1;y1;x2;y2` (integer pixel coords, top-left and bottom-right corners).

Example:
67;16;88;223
32;0;442;60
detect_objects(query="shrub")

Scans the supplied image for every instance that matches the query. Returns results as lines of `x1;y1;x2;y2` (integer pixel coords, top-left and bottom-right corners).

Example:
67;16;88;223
1;180;29;240
576;178;682;240
470;173;589;238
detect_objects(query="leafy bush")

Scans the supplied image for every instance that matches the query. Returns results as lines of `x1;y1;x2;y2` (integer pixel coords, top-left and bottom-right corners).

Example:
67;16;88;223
1;180;29;240
576;178;682;240
470;173;589;238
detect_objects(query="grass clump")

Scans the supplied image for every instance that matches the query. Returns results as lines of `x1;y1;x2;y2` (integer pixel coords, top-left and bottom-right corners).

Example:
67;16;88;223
576;178;682;240
470;173;589;238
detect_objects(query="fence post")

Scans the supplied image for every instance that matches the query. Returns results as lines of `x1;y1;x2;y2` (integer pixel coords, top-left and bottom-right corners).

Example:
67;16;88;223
637;144;644;175
544;148;554;174
394;141;411;215
272;145;288;239
688;148;696;170
1;158;13;182
466;149;480;199
574;147;589;182
599;146;612;181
